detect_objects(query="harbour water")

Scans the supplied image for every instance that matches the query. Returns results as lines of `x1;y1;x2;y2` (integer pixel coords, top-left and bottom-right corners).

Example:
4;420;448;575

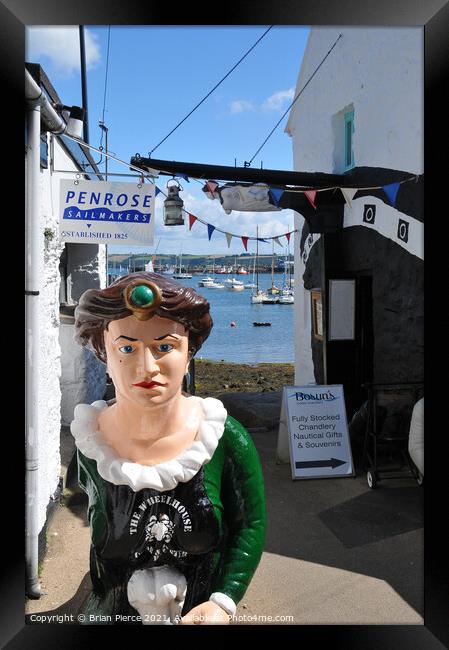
109;271;294;364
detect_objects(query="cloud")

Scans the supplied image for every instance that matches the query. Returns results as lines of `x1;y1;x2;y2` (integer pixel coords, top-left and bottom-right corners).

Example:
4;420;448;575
26;26;101;77
229;99;254;115
262;88;295;110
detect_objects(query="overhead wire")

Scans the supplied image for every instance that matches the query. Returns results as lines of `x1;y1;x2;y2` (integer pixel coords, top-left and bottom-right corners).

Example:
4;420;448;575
100;25;111;129
92;25;111;167
65;133;420;242
247;33;343;166
148;25;274;157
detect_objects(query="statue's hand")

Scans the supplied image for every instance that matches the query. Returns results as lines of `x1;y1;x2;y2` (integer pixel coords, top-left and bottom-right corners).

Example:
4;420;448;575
180;601;231;625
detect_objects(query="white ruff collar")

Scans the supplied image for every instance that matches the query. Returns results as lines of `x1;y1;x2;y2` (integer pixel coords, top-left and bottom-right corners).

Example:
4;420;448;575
70;397;227;492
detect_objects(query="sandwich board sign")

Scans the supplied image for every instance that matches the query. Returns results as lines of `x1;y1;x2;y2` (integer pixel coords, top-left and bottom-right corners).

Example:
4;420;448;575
282;385;354;480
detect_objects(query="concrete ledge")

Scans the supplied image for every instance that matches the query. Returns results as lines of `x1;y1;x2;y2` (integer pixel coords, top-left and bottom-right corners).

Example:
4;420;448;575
217;391;283;430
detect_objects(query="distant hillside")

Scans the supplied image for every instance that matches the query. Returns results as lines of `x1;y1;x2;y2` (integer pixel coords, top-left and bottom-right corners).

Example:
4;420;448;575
108;252;293;268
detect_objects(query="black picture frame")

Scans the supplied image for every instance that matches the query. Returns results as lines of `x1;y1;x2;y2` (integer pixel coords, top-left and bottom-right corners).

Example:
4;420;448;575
4;1;448;647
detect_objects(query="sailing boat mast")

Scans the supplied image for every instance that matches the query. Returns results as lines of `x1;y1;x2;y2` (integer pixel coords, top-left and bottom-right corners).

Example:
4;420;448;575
256;226;259;293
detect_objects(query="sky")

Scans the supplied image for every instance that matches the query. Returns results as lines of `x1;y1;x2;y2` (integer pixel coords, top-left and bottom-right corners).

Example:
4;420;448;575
26;25;310;257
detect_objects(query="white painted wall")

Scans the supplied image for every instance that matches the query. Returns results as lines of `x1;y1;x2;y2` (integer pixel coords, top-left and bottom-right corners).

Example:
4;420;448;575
293;212;316;385
286;27;424;175
36;162;64;533
34;134;106;532
286;27;423;385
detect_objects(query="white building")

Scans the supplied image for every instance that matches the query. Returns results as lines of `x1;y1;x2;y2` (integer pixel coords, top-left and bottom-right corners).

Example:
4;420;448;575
285;27;424;400
26;63;107;593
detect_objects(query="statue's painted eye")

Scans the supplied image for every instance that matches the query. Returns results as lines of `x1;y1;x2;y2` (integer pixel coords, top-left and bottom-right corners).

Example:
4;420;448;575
118;345;135;354
156;343;173;353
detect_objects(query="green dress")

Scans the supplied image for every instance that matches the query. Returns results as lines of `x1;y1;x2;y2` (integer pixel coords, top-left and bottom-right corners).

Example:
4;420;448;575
72;398;266;623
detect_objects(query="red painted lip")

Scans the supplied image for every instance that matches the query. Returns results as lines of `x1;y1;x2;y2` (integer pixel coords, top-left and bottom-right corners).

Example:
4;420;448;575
132;381;165;389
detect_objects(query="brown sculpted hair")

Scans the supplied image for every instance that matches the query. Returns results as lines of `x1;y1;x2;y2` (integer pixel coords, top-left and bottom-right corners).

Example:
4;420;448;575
74;272;213;363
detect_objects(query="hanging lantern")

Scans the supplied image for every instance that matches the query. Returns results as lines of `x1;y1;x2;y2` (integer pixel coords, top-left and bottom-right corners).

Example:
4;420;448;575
163;180;184;226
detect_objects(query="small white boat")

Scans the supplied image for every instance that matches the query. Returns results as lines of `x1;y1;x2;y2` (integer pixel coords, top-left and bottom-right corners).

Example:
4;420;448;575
262;294;279;304
244;282;257;289
198;277;215;287
173;272;193;279
251;290;267;304
172;252;192;279
225;278;244;290
278;293;294;304
208;281;225;289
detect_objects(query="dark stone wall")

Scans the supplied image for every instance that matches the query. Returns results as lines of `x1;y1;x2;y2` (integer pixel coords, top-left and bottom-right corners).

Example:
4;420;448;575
339;227;423;384
304;226;423;387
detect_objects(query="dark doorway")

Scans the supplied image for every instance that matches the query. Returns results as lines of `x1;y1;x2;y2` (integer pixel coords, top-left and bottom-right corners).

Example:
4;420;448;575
326;274;374;420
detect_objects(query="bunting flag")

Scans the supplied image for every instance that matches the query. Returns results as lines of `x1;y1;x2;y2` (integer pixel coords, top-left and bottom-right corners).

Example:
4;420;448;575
207;224;215;240
285;232;291;243
155;186;162;196
188;214;197;230
269;188;285;207
241;236;248;251
225;232;233;248
205;180;219;199
340;187;358;208
382;182;400;207
272;237;283;247
177;174;190;182
304;190;317;209
257;238;268;243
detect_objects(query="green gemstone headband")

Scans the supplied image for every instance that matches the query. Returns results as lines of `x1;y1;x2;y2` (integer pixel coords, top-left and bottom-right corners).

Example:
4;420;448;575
124;280;162;321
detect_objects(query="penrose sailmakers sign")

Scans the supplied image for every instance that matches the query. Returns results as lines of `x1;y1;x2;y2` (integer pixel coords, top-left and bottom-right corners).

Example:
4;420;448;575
282;385;355;480
59;179;155;246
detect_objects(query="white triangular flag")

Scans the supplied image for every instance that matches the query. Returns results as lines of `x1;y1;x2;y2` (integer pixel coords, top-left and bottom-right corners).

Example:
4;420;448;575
272;237;283;247
225;232;233;248
340;188;358;208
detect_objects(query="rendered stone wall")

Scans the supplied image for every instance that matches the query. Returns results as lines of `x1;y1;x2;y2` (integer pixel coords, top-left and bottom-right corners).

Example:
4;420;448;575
60;319;106;426
32;133;106;533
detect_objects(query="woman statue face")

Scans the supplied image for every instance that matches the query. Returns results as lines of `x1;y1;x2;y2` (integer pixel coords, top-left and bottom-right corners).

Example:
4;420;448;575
103;314;190;408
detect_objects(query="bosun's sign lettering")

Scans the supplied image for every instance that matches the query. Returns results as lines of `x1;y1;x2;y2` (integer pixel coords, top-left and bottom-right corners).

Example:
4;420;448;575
282;385;355;480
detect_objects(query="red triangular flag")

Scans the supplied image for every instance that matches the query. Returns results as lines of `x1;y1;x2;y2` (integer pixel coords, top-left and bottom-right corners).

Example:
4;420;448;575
285;232;291;243
304;190;317;209
188;214;198;230
241;236;248;251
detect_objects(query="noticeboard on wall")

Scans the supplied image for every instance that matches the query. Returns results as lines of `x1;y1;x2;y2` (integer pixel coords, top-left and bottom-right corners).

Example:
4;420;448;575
282;385;355;480
328;279;355;340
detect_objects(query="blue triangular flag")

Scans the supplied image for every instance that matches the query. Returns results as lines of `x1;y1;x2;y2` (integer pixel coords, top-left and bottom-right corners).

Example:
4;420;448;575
382;182;400;207
207;224;215;241
257;238;268;242
269;188;284;207
155;186;161;196
177;174;190;182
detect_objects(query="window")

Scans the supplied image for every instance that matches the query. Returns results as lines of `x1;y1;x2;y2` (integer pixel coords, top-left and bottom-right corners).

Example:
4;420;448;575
344;110;355;171
40;133;48;169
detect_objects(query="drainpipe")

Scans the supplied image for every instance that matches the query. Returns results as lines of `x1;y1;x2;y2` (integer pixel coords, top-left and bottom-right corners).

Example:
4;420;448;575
79;26;89;143
25;90;43;599
25;69;83;599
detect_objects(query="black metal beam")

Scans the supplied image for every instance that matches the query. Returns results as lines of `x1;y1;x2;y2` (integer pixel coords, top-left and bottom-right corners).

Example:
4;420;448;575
130;155;346;187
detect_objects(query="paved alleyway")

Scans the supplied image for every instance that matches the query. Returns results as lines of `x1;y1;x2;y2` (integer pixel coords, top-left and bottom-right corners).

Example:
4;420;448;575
25;392;424;625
